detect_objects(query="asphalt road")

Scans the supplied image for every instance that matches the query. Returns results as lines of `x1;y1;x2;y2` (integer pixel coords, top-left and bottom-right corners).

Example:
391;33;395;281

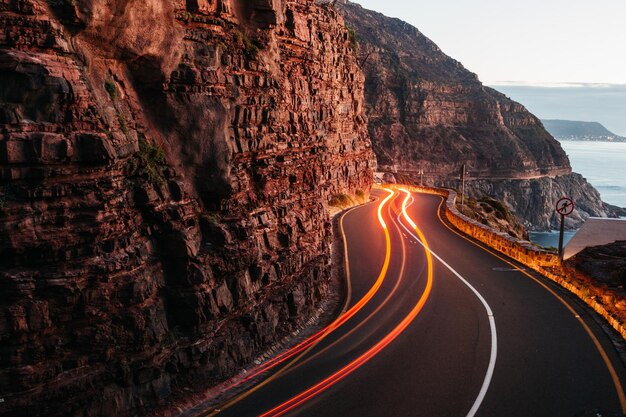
203;189;626;417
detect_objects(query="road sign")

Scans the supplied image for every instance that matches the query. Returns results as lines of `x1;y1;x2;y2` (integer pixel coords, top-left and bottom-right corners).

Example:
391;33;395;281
555;197;575;262
556;197;574;216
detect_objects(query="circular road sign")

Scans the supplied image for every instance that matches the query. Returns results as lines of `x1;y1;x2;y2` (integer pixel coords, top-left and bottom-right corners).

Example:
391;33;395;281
556;197;575;216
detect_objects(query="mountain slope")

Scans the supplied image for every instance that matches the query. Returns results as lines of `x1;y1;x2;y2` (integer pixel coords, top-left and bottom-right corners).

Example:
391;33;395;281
339;0;619;229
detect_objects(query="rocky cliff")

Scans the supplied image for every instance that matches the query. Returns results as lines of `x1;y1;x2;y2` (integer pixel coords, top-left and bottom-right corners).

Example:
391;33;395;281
339;1;617;230
0;0;374;415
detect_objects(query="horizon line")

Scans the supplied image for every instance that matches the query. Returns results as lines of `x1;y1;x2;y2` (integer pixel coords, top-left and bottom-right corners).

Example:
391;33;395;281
487;81;626;88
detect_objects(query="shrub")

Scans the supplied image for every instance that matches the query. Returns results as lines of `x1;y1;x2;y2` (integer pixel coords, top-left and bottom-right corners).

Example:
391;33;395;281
329;193;353;208
127;135;167;186
104;80;116;99
178;11;192;24
346;26;357;50
118;115;128;134
234;29;261;57
0;187;18;215
479;196;509;220
612;268;626;288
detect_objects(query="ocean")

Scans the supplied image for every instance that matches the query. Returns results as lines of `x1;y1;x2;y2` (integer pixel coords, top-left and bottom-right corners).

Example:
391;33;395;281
528;140;626;248
560;140;626;208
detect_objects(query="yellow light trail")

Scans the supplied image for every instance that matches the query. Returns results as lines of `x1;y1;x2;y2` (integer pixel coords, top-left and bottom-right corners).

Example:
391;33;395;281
275;191;410;372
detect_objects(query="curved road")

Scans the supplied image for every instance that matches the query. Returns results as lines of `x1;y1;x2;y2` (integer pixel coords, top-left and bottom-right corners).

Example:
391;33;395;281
200;188;626;417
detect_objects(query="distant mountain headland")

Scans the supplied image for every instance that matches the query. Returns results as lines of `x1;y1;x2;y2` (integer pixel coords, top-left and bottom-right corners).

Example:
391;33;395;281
542;119;626;142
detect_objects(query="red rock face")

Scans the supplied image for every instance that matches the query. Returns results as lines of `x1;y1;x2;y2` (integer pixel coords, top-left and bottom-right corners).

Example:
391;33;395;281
0;0;374;415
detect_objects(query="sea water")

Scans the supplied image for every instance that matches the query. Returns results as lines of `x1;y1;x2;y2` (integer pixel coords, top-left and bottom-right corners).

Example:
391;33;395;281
529;140;626;248
529;230;576;249
560;140;626;209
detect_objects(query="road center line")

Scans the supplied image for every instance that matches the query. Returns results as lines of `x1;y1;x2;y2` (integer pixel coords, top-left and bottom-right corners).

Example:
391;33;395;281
398;189;497;417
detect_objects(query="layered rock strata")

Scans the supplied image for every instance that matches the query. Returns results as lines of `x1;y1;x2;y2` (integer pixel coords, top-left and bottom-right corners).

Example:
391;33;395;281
339;1;617;229
0;1;374;415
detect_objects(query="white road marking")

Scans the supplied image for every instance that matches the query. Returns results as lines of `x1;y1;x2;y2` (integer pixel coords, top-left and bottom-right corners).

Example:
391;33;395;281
397;194;497;417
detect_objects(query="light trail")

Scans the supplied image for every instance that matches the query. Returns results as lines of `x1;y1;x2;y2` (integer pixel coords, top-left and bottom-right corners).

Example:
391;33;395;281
205;189;395;415
259;190;434;417
276;191;412;373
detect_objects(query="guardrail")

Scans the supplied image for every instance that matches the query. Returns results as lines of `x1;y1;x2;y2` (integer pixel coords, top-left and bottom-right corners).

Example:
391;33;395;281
381;183;626;341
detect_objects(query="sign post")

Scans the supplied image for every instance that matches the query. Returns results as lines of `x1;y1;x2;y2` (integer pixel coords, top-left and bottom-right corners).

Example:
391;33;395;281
555;197;575;261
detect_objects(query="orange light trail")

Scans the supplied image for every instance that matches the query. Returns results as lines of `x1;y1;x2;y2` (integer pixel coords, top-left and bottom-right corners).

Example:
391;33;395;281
259;189;434;417
400;188;417;229
205;188;395;415
277;191;410;372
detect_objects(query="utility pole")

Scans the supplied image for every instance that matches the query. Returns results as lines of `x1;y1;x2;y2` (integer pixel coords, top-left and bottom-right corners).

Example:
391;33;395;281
419;168;424;186
460;164;466;207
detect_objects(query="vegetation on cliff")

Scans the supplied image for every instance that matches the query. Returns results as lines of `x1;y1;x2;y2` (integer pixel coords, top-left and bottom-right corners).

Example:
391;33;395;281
457;196;529;240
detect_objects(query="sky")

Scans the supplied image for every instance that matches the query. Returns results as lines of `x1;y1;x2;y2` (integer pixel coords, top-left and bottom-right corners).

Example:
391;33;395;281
352;0;626;85
495;84;626;136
